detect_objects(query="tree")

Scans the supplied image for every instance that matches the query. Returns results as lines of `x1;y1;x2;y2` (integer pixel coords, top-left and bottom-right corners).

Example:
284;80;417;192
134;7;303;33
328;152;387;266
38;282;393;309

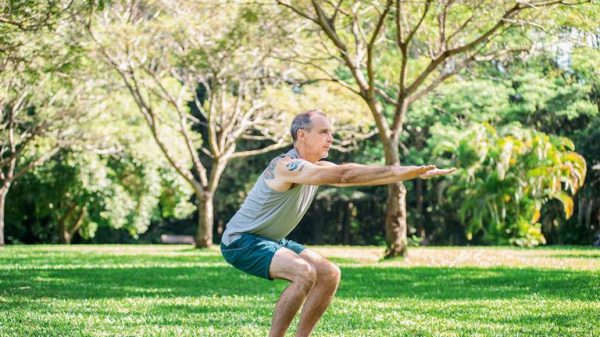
0;0;89;245
4;66;196;244
88;0;372;248
6;148;194;244
0;0;71;57
278;0;593;257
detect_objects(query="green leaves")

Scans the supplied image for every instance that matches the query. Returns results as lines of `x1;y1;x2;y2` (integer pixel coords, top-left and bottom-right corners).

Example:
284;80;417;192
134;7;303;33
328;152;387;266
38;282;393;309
434;122;586;246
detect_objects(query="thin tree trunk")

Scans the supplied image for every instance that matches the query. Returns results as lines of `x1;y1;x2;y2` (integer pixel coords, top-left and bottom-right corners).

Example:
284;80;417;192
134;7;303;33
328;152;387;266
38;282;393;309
58;222;69;244
61;206;86;245
314;203;323;244
58;202;77;244
342;202;351;245
585;198;593;230
416;179;425;239
195;193;214;248
0;187;7;246
67;207;86;244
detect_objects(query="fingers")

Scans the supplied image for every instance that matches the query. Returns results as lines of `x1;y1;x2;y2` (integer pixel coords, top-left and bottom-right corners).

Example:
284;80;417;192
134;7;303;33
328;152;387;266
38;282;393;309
437;168;456;175
418;165;436;173
419;167;456;179
430;168;456;176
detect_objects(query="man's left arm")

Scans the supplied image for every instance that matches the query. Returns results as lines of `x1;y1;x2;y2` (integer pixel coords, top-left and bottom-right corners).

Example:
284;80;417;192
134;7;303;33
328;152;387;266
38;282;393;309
316;161;455;187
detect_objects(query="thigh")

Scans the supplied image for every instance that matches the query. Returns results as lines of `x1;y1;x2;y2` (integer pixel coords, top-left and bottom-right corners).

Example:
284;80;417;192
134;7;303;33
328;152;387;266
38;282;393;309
269;247;315;282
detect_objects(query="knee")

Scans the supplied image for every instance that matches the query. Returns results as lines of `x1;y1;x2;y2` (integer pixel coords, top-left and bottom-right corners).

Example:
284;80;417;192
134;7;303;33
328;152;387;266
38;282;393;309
320;262;341;287
294;261;317;291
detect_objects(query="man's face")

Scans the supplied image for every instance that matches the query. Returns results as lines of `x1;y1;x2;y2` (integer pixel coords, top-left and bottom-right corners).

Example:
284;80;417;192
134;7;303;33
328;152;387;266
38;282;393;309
303;114;333;158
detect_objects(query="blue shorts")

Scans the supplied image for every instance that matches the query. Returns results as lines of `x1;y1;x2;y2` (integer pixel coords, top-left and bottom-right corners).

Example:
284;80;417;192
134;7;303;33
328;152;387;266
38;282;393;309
220;233;305;280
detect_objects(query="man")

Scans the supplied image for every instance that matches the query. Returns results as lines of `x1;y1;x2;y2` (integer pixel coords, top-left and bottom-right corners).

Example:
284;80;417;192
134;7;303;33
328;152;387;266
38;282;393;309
220;110;454;337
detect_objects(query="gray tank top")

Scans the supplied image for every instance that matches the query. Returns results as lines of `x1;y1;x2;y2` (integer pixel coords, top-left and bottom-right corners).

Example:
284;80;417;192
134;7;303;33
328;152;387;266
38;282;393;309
221;148;319;246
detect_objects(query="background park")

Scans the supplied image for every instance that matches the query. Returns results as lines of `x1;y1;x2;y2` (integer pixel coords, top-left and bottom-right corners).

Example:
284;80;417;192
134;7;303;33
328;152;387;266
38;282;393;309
1;1;599;336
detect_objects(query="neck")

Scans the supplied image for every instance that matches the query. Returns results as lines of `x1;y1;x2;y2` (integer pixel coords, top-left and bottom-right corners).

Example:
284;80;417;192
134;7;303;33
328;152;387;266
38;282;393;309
293;144;320;163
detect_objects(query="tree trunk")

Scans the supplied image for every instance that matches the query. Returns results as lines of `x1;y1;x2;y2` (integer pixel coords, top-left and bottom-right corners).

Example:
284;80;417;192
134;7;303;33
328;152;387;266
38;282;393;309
60;230;72;245
382;132;408;258
415;131;425;240
195;193;214;248
415;178;425;239
385;182;408;257
59;220;70;244
342;202;352;245
58;202;77;244
0;187;7;246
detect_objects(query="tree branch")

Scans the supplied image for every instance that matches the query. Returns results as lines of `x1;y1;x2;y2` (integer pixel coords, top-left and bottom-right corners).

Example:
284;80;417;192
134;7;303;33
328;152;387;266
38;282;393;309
366;0;393;99
231;141;291;159
11;146;61;183
142;66;209;185
276;1;318;24
406;3;524;97
405;0;433;46
446;0;485;44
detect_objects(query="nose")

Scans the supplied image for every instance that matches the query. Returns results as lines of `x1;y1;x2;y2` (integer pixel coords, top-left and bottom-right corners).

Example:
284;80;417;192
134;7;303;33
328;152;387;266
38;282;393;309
327;133;333;143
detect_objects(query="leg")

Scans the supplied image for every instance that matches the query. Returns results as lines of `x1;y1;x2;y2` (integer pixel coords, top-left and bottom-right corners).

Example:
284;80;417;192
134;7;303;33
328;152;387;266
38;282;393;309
268;248;317;337
295;249;341;337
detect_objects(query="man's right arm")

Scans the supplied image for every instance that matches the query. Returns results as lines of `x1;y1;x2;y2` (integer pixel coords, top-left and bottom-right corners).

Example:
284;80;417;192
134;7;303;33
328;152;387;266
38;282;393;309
314;161;441;187
273;157;436;187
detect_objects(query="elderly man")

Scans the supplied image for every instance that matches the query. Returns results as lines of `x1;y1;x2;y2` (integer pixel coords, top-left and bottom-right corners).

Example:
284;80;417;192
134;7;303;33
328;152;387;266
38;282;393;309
220;110;454;337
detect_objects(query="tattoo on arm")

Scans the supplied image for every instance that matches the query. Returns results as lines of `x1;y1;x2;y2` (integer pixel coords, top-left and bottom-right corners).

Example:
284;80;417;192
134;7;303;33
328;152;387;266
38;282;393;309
264;158;278;180
286;160;305;172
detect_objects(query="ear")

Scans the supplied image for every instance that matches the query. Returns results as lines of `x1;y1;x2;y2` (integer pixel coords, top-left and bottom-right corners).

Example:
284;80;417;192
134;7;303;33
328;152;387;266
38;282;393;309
297;129;307;142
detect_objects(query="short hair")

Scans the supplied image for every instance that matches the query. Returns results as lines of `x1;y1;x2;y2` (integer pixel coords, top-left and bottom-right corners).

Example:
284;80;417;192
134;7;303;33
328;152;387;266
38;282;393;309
290;110;327;142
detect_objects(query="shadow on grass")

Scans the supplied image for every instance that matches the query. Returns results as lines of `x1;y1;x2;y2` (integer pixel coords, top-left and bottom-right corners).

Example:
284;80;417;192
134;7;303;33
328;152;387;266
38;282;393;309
2;263;598;302
338;267;600;301
0;253;226;267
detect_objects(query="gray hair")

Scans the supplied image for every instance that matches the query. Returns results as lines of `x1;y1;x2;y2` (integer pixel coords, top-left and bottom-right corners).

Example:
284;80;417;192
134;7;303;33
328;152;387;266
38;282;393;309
290;110;327;142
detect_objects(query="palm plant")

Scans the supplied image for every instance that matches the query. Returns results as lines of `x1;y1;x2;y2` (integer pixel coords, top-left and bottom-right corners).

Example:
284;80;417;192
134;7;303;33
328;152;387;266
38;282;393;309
433;123;586;246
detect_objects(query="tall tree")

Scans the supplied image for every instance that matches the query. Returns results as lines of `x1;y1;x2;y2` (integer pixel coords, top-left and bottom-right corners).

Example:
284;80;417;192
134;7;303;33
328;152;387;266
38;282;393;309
0;0;87;245
278;0;593;257
88;0;372;248
5;76;196;244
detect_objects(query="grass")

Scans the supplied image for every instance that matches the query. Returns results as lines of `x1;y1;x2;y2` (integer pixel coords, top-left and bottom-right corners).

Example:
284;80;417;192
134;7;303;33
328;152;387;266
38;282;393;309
0;245;599;337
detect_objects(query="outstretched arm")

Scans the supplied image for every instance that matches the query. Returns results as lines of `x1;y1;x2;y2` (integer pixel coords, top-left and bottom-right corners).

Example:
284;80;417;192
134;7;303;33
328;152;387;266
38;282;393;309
268;156;441;190
315;161;455;186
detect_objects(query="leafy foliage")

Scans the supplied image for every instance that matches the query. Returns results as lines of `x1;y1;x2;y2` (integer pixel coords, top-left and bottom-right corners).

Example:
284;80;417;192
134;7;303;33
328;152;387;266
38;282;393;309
6;148;194;243
433;123;586;246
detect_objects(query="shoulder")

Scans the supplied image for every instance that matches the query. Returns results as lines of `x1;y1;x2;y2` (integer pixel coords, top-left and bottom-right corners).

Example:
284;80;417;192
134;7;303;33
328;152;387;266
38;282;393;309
263;155;309;181
275;155;309;174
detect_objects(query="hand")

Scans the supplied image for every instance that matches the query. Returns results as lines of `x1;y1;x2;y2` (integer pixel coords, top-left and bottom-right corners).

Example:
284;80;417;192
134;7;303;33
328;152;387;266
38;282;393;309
418;167;456;179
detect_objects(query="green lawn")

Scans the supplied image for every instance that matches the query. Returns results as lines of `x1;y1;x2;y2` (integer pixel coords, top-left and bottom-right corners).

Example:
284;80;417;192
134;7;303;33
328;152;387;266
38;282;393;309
1;245;599;337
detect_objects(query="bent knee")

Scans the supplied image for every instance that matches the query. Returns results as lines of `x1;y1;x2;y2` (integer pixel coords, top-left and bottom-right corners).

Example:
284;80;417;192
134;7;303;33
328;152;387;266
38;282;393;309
294;260;317;289
319;262;341;285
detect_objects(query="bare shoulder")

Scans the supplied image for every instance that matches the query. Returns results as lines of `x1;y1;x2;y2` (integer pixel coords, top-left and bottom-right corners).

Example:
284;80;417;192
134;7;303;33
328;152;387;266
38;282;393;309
263;155;314;191
264;155;310;180
263;155;310;182
275;155;310;174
